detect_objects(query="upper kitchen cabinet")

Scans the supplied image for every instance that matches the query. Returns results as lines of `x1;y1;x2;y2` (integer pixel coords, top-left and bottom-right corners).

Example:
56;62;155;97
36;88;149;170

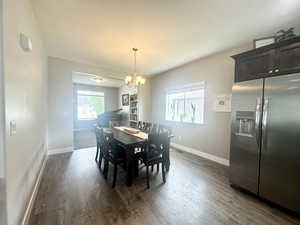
233;50;275;82
232;36;300;82
275;42;300;75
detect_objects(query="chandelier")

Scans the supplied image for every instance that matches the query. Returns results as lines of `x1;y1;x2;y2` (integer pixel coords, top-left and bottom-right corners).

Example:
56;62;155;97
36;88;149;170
125;48;146;86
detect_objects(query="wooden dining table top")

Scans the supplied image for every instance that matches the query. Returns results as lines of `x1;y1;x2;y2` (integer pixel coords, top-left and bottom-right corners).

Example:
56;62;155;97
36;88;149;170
103;126;147;146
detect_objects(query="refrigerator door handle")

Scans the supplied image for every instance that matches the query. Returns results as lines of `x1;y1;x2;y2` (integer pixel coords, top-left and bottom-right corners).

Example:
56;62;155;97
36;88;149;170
262;97;269;149
255;97;262;147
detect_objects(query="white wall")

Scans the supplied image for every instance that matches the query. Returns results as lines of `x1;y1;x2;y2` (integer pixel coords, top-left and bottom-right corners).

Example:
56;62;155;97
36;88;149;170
0;0;7;224
48;57;123;151
151;45;251;160
3;0;48;225
0;0;4;180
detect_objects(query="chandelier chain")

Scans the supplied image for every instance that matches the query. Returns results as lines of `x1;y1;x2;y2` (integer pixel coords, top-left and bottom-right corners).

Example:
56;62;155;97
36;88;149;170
133;48;138;75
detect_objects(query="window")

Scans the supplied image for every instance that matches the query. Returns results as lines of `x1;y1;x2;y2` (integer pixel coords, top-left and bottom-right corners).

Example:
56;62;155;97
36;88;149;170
166;83;205;124
77;90;105;120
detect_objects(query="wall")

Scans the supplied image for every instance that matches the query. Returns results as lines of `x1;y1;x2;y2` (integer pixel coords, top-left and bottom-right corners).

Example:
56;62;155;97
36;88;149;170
151;45;251;160
118;80;152;124
3;0;48;224
48;57;123;151
73;83;118;149
0;0;7;224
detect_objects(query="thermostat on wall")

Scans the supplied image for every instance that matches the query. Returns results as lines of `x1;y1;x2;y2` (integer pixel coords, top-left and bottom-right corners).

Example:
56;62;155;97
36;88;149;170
20;33;32;52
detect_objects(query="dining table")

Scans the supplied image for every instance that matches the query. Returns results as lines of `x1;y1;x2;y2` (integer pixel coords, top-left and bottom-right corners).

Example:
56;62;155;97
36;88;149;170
103;126;171;187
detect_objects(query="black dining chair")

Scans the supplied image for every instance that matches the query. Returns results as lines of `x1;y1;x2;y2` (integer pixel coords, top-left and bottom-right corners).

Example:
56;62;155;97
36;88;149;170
137;121;143;130
158;124;173;171
158;124;172;136
150;123;158;134
95;127;112;172
102;133;126;188
135;132;168;188
142;122;152;133
95;126;104;166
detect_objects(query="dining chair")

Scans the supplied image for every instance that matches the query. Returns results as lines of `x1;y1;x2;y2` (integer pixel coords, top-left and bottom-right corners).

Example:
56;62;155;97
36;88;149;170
102;133;126;188
95;126;109;170
137;121;143;130
135;132;168;188
158;124;173;171
94;126;102;163
158;124;172;136
142;122;152;133
150;123;158;134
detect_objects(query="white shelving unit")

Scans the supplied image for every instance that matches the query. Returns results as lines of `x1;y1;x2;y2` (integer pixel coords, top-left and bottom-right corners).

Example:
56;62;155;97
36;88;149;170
129;94;138;127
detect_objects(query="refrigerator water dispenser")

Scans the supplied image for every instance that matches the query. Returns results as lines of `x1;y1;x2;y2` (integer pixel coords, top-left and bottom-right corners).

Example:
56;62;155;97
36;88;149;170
235;111;255;137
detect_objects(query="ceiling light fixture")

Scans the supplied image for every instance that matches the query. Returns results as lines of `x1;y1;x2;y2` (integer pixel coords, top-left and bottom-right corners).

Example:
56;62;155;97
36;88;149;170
125;48;146;86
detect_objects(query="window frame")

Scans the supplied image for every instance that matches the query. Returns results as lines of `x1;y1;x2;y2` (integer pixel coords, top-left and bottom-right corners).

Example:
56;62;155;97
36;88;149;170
77;90;105;121
165;82;206;125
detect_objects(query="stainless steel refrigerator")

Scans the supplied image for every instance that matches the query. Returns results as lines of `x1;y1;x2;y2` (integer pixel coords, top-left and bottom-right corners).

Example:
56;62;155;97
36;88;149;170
230;73;300;214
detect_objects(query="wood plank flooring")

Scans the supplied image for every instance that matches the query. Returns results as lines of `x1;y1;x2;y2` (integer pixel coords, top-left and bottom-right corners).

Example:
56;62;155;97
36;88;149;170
28;148;300;225
0;178;6;225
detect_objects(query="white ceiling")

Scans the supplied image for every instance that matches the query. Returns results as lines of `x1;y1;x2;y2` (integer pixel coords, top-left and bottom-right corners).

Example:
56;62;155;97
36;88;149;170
72;72;124;87
32;0;300;76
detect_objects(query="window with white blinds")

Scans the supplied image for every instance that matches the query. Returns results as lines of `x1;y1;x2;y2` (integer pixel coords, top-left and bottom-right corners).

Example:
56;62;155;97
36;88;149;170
165;83;205;124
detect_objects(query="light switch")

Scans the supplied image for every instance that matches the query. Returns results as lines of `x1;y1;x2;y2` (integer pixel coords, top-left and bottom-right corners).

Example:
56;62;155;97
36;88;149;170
20;33;32;52
10;120;17;136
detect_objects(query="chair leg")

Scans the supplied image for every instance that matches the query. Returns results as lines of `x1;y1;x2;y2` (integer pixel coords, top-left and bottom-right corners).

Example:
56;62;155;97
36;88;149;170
112;164;118;188
164;149;170;172
162;162;166;183
146;165;150;189
99;152;103;169
103;159;109;180
156;163;159;173
95;145;99;162
151;165;154;172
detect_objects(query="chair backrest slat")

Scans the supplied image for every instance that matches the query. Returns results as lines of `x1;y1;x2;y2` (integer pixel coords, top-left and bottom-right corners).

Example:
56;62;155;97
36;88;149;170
147;132;169;154
158;124;172;136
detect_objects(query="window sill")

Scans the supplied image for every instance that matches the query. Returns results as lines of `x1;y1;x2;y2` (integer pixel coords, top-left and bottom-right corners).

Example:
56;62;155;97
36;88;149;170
165;119;205;126
77;119;97;121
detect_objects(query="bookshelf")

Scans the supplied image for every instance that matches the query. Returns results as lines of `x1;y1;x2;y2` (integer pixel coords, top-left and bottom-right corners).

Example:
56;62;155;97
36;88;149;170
129;94;138;127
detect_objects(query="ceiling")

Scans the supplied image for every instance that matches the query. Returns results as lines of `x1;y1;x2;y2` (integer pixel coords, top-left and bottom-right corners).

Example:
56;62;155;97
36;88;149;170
72;72;124;87
32;0;300;76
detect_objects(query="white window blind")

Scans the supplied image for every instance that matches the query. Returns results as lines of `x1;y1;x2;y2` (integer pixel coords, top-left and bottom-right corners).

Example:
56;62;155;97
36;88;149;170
165;83;205;124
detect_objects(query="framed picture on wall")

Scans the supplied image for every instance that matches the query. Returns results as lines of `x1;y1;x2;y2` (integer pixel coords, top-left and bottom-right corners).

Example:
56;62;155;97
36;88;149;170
122;94;129;106
253;36;275;49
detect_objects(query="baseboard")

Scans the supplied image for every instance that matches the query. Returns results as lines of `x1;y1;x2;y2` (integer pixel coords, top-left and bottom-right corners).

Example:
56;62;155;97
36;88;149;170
21;153;47;225
47;146;74;155
171;142;229;167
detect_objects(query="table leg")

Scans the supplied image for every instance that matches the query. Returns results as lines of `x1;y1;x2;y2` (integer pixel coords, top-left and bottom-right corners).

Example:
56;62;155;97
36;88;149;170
126;146;135;186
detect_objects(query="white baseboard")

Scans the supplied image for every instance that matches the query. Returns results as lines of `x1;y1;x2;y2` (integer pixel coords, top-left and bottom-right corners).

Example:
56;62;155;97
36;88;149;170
171;142;229;167
21;153;47;225
47;146;74;155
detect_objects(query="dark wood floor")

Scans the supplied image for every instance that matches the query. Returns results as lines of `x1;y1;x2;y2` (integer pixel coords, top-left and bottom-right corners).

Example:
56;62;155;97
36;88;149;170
0;178;6;225
28;148;300;225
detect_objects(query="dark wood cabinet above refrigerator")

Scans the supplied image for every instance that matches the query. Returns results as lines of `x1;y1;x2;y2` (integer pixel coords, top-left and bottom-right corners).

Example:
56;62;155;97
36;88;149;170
232;36;300;82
